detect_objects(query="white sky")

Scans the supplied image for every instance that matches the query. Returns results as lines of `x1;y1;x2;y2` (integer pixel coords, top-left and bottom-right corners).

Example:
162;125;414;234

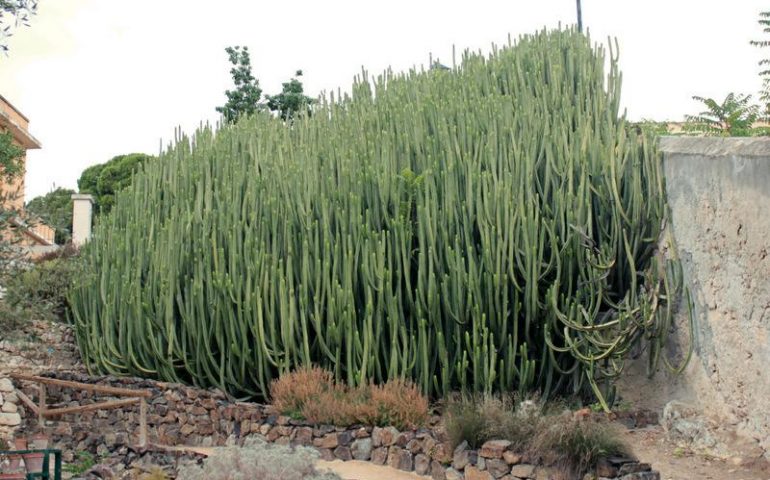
1;0;767;200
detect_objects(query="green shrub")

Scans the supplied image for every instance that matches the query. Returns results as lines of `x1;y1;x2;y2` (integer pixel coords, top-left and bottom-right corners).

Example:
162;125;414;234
5;247;82;322
70;28;687;404
178;438;341;480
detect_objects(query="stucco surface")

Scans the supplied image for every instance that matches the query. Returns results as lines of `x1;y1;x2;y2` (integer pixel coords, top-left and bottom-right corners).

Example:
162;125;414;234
618;137;770;456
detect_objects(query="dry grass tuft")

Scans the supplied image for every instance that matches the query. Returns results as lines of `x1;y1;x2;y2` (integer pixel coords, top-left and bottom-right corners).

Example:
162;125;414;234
443;395;630;477
270;368;429;430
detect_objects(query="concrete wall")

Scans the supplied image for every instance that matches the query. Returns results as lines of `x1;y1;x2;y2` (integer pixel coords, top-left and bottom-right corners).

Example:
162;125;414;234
618;137;770;456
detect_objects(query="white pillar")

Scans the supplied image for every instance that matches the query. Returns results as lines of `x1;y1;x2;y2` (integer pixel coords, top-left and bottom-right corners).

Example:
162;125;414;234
71;194;94;246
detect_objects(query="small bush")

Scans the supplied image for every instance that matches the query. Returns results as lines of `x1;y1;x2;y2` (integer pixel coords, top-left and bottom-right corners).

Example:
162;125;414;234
4;247;82;322
270;367;429;430
0;302;31;338
532;413;631;476
178;437;341;480
270;366;335;419
443;395;630;477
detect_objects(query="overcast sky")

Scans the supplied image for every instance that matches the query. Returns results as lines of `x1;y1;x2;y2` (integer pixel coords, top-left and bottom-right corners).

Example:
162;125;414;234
1;0;767;200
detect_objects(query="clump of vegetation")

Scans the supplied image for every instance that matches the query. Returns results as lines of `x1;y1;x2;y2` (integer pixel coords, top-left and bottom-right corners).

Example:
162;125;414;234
77;153;154;215
71;28;688;408
4;245;82;323
63;451;97;476
444;395;630;477
685;93;763;136
532;413;630;477
178;437;341;480
270;367;428;430
25;187;76;244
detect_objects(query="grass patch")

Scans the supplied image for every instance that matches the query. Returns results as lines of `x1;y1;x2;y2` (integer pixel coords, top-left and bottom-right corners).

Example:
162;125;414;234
444;394;631;477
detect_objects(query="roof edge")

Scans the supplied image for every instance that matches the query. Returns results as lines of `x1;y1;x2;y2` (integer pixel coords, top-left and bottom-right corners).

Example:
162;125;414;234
0;94;30;123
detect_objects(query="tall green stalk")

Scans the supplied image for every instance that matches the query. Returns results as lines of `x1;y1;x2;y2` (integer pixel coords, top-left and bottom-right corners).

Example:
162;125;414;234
70;28;690;406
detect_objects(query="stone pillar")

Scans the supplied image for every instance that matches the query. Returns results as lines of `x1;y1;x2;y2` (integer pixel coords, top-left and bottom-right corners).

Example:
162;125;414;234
71;194;94;246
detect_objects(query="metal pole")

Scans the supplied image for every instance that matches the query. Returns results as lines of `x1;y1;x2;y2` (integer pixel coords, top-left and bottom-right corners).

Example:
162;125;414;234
576;0;583;32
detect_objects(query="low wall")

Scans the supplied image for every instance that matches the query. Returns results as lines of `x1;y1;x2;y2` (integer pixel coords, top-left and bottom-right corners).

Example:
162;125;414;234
618;137;770;457
9;372;658;480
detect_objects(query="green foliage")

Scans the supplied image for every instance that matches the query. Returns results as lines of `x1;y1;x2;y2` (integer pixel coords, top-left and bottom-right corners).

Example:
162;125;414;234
216;46;264;123
77;153;152;215
63;451;97;476
265;70;315;121
685;93;760;136
5;247;82;322
26;187;75;244
0;131;24;180
70;29;688;408
0;0;38;53
626;120;671;137
178;437;341;480
751;11;770;119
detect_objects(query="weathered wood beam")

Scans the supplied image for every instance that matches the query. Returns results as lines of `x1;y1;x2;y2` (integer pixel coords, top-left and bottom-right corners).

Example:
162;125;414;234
10;374;152;398
43;397;140;417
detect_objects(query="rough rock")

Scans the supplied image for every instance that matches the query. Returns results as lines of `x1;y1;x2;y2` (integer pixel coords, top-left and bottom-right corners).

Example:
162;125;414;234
486;458;510;478
0;412;21;426
415;453;431;475
465;465;494;480
387;446;414;471
373;426;400;447
509;463;536;479
430;460;447;480
445;467;463;480
333;446;353;461
480;439;512;459
371;447;388;465
351;438;373;460
503;451;522;465
0;378;13;393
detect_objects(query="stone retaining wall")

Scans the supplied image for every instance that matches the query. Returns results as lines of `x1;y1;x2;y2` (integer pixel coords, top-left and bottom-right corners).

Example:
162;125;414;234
10;372;659;480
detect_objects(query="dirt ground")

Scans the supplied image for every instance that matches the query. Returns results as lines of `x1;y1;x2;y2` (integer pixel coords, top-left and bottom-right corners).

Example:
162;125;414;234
625;428;770;480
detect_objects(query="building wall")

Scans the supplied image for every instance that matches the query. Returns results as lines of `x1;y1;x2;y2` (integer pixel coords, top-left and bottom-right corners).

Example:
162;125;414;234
618;136;770;456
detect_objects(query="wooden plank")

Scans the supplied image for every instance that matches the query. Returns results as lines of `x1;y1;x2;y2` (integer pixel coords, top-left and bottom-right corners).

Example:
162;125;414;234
15;389;39;415
10;373;152;398
139;398;147;447
43;398;139;417
38;384;46;425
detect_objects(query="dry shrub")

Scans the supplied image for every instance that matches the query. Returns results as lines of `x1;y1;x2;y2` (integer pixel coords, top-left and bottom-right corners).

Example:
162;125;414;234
530;413;631;477
270;366;334;419
369;378;429;429
443;395;630;477
178;437;340;480
270;368;428;430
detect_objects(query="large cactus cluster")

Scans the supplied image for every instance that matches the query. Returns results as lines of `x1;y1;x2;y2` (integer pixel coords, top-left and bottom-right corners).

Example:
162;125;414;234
70;29;688;406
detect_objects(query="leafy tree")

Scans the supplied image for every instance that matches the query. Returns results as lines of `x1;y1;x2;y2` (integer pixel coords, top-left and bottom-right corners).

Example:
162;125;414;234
751;11;770;119
77;153;152;215
0;131;23;180
216;46;263;123
265;70;314;121
26;187;75;244
0;0;38;53
685;93;760;136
